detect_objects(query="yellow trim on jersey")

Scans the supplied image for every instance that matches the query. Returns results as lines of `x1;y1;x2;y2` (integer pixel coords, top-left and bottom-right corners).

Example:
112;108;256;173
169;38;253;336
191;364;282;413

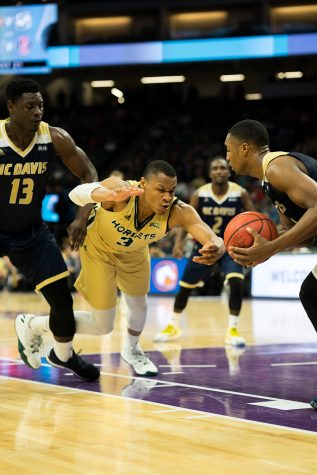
198;181;243;205
0;119;51;158
262;151;288;180
179;280;205;289
225;272;244;280
35;271;70;292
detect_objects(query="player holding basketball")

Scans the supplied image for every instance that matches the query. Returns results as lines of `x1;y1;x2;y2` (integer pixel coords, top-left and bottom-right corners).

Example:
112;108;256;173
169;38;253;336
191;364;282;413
225;119;317;408
153;157;255;346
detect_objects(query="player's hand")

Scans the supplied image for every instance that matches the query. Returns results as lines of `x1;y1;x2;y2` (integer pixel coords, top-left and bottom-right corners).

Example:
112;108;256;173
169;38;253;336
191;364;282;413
172;242;184;259
192;237;225;265
93;186;144;203
67;216;88;251
228;227;274;267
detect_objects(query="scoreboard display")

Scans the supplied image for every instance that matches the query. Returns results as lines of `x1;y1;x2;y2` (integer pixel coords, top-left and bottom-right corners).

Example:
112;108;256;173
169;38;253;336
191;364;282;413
0;3;57;74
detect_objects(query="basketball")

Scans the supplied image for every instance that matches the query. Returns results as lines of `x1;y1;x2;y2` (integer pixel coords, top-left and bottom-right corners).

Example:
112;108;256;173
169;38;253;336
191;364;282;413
224;211;278;250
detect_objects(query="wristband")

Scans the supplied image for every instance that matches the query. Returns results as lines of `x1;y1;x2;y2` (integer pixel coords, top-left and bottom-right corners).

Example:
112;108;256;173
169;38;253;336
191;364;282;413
69;182;102;206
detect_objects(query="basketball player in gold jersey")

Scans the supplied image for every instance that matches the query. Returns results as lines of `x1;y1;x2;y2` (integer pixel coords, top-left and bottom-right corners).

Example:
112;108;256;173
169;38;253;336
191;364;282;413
64;160;225;376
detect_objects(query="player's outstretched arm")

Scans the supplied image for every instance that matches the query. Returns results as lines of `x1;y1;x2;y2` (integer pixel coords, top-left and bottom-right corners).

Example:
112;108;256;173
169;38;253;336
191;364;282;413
169;202;225;265
69;177;144;207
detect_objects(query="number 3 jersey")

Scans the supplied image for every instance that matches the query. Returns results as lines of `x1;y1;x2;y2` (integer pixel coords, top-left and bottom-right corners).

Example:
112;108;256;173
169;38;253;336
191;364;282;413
0;119;55;233
85;181;177;256
195;181;244;237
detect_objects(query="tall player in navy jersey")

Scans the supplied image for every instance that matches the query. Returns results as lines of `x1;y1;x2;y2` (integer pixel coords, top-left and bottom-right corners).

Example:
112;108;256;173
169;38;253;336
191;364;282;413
1;77;101;381
154;157;255;346
225;119;317;408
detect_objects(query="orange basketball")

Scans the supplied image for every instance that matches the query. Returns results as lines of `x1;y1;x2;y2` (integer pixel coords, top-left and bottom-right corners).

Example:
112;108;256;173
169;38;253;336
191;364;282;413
224;211;278;250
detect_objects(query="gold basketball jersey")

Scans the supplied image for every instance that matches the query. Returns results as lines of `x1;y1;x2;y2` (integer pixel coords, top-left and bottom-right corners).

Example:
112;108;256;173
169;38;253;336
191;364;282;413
85;181;177;254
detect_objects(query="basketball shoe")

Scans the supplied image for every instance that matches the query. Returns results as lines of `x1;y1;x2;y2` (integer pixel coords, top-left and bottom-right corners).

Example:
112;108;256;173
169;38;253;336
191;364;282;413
153;323;182;342
310;398;317;410
121;344;158;376
225;345;246;376
121;379;158;399
15;314;43;369
46;349;100;381
224;327;246;347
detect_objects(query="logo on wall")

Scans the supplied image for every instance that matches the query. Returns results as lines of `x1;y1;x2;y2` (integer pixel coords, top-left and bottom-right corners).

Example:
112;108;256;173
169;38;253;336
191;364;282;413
152;260;178;292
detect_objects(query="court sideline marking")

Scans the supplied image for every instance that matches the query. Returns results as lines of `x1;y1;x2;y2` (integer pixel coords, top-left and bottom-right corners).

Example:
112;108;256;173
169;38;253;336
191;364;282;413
1;374;316;437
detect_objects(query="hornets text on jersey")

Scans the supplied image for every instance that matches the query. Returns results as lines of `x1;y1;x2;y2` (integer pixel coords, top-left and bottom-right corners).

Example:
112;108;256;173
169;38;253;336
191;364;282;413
262;151;317;224
85;180;178;255
0;119;55;232
196;181;244;236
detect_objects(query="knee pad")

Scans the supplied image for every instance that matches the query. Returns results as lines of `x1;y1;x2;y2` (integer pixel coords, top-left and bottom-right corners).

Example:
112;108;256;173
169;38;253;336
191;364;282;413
74;308;116;335
92;308;116;335
41;278;75;337
174;286;192;312
300;271;317;331
123;294;148;332
227;277;243;313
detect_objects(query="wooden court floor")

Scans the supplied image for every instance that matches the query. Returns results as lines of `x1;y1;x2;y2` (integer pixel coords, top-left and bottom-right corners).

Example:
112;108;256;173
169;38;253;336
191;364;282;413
0;290;317;475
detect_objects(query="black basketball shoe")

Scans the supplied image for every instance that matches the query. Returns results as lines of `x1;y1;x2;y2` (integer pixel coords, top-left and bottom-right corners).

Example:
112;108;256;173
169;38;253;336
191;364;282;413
46;349;100;381
310;398;317;410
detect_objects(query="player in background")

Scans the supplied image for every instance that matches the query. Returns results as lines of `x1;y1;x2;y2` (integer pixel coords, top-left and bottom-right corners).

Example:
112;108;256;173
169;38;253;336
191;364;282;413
153;157;255;346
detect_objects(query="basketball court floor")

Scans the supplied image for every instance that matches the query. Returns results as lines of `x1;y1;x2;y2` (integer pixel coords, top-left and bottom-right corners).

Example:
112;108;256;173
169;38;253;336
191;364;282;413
0;290;316;474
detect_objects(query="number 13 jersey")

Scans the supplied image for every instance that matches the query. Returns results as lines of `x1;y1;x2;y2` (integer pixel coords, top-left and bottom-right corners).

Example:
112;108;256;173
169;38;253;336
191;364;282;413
0;119;55;232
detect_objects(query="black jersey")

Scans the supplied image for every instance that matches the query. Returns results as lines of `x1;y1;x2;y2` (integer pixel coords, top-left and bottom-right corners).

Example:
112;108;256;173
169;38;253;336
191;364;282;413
262;151;317;224
196;181;244;236
0;119;55;232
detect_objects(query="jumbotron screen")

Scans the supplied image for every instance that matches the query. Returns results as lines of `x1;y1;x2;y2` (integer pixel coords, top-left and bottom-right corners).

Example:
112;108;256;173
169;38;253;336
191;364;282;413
0;3;57;75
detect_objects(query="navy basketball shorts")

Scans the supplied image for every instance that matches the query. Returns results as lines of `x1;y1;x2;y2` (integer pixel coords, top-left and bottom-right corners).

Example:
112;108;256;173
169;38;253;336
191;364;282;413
179;243;243;289
0;221;68;292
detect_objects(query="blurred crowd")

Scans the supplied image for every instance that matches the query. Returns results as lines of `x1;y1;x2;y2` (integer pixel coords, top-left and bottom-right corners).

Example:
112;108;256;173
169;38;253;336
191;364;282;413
1;85;317;291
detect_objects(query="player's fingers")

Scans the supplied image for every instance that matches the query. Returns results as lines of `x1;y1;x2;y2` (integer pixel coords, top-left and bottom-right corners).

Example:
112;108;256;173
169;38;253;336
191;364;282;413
228;246;251;255
246;227;258;235
198;246;219;254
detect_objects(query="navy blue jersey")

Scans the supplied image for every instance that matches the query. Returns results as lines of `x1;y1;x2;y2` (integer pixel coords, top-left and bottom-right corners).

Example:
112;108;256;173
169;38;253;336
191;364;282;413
262;151;317;223
0;119;55;232
196;181;244;236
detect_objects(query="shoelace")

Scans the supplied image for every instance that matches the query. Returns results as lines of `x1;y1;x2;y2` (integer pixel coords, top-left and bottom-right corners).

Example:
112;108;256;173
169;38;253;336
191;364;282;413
69;349;91;369
30;335;44;354
131;349;148;364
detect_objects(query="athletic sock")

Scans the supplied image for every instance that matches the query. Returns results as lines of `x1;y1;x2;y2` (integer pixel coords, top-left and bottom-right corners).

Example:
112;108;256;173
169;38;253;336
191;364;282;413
53;340;73;362
124;332;139;350
171;312;181;326
229;314;239;329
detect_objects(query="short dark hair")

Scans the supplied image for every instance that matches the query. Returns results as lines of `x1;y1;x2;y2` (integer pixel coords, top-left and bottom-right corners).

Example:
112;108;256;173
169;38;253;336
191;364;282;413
5;77;40;103
209;155;228;170
143;160;176;179
229;119;269;148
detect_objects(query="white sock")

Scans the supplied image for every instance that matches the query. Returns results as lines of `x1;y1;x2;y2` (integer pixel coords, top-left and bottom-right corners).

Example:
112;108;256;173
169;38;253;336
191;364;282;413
53;341;73;362
229;314;239;329
29;316;50;335
124;332;140;350
171;312;181;326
